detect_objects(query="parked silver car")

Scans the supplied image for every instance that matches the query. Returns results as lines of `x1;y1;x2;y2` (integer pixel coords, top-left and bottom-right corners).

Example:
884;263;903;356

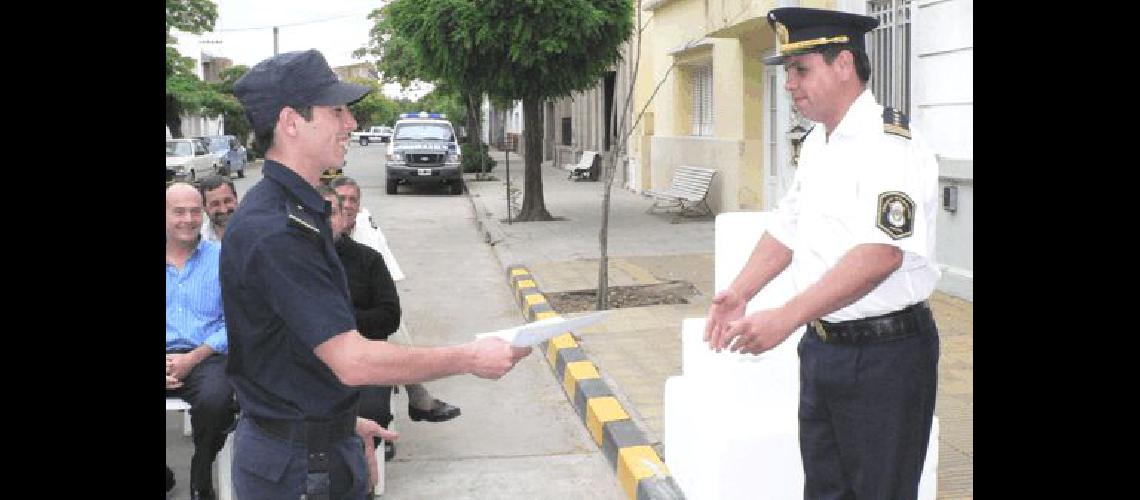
167;138;219;182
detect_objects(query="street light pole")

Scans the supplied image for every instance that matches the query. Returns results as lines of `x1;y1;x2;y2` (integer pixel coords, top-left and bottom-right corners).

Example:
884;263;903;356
273;26;279;55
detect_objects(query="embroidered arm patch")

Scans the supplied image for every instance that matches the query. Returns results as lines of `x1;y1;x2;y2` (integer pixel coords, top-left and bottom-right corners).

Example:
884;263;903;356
876;191;915;240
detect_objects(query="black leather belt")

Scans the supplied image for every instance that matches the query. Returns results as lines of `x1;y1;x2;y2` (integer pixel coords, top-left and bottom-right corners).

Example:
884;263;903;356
809;301;933;345
248;412;356;445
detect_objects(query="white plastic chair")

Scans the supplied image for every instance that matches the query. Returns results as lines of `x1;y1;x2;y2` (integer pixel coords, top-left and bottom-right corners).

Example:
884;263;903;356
166;397;234;500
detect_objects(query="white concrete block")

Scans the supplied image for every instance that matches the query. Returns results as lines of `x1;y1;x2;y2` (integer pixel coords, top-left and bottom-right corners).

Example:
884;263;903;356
666;374;939;500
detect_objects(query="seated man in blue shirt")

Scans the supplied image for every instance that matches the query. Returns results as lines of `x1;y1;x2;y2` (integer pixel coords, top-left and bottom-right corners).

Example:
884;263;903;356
166;182;236;500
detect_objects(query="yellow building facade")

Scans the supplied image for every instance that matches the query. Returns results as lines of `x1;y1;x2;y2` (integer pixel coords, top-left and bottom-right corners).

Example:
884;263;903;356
630;0;835;213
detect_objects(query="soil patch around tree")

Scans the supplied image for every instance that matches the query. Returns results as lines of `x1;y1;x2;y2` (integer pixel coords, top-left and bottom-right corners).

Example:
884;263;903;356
544;280;700;313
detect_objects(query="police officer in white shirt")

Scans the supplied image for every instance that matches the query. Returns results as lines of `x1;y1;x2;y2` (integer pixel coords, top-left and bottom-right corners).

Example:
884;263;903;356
703;7;941;499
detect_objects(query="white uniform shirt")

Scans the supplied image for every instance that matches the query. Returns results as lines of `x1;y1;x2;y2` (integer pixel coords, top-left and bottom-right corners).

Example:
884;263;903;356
201;220;221;242
768;89;941;322
348;207;406;282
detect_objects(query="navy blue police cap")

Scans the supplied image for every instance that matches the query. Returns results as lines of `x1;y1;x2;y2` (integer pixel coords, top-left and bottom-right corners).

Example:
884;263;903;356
233;49;371;134
763;7;879;65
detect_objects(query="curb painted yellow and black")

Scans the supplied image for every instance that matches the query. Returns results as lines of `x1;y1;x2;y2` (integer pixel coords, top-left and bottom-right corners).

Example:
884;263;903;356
508;266;685;500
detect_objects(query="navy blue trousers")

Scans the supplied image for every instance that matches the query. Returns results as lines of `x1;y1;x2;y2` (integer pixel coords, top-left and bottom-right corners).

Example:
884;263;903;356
166;353;236;492
231;416;370;500
797;314;939;500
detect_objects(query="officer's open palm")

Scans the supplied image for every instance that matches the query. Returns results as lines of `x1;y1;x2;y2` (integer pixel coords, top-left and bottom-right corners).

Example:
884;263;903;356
356;417;399;490
468;337;532;379
705;289;747;352
725;308;797;355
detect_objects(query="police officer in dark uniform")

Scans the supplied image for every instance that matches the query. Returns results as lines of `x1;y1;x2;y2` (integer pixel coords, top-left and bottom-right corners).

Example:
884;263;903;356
222;49;532;500
704;8;942;499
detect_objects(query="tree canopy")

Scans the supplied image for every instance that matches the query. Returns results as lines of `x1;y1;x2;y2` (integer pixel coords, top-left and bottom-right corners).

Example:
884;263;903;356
382;0;632;103
377;0;634;219
166;0;223;137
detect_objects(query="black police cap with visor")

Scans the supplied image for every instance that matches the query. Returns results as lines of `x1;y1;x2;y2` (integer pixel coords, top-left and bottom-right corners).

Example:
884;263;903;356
233;49;372;135
763;7;879;66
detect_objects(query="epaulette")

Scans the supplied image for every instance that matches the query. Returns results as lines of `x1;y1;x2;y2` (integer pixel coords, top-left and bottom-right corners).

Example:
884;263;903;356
803;125;815;140
286;201;322;241
883;107;911;139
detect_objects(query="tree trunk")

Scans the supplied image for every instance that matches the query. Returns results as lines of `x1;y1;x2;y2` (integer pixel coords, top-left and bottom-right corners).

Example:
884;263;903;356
596;152;614;310
465;92;488;178
166;94;183;139
465;92;482;148
516;97;552;221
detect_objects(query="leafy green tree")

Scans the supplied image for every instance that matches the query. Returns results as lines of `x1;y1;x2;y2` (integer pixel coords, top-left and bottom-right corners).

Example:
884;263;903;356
357;4;488;173
381;0;633;221
166;0;219;137
207;65;252;146
415;87;466;130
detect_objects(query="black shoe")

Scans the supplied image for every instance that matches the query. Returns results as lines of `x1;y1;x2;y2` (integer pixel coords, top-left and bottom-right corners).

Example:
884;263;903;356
166;465;176;493
385;440;396;462
408;399;461;422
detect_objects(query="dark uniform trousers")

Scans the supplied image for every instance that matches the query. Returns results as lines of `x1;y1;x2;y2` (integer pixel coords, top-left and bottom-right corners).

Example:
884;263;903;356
357;386;394;446
165;353;237;492
232;416;370;500
797;310;939;500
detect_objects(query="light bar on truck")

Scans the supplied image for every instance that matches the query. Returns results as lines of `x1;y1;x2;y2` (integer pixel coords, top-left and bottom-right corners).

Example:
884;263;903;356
399;112;446;119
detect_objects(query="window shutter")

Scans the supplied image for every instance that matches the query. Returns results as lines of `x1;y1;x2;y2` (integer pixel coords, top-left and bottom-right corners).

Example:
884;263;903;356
691;65;714;136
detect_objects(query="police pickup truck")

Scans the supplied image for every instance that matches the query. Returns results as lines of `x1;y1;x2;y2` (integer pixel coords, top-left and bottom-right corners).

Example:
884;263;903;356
351;125;392;146
385;112;463;195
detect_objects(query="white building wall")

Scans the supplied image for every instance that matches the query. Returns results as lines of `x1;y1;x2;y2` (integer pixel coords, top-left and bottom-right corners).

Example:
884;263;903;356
914;0;973;300
179;114;225;138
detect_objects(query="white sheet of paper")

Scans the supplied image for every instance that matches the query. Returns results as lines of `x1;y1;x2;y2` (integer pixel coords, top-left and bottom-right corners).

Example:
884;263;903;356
475;311;610;347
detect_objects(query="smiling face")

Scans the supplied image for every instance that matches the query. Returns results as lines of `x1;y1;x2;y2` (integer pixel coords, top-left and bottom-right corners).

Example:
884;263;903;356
203;183;237;229
166;183;204;246
298;104;357;171
333;183;361;227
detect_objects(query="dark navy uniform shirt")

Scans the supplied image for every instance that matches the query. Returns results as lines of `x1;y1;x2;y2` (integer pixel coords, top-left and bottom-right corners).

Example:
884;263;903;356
219;160;359;420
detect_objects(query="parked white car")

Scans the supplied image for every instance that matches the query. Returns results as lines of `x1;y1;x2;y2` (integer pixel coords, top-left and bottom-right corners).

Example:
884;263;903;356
167;138;219;182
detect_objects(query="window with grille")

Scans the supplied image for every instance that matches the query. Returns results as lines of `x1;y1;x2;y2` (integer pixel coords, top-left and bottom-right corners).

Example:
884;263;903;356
690;65;713;136
867;0;911;113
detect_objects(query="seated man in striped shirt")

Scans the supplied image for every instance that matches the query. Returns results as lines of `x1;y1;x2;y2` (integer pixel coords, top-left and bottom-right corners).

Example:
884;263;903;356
166;182;236;500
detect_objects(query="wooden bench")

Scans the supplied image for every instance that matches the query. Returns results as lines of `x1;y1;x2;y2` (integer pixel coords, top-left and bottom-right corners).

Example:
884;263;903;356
645;166;717;216
563;151;598;180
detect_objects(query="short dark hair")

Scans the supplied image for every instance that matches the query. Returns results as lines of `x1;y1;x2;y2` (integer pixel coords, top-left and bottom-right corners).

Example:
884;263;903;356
197;175;236;199
820;44;871;84
253;104;314;151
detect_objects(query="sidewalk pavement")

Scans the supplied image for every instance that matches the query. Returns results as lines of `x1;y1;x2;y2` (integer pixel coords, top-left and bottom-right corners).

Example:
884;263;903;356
465;148;973;499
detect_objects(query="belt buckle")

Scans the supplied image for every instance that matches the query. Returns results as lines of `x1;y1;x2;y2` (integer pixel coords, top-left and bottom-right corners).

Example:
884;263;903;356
811;319;829;342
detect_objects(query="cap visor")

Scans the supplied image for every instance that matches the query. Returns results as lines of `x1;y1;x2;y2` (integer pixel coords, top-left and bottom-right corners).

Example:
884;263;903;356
312;81;371;106
763;54;787;65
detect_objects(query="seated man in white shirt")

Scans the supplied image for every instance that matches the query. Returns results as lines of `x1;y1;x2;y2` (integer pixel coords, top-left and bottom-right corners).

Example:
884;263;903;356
330;175;461;423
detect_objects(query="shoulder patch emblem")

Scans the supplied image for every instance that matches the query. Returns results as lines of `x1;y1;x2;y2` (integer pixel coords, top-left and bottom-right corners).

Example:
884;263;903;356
876;191;914;240
883;107;911;139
